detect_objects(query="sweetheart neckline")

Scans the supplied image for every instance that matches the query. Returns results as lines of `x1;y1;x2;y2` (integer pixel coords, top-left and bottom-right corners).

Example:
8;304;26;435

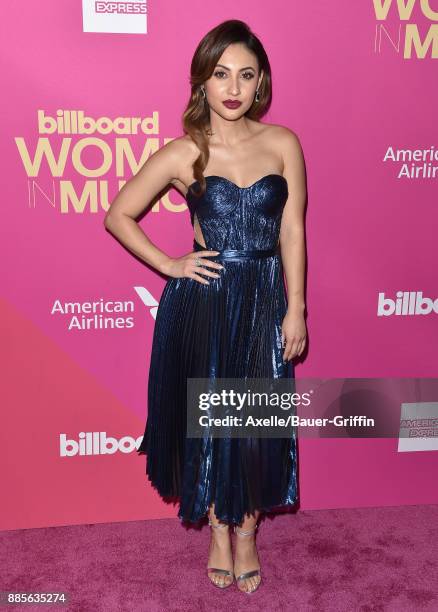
186;173;287;195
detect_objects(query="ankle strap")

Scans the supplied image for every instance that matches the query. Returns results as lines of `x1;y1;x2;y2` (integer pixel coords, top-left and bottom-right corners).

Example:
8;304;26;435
234;524;258;536
208;519;229;529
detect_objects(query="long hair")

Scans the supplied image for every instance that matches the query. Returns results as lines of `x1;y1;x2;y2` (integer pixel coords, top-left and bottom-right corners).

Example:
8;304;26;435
182;20;272;197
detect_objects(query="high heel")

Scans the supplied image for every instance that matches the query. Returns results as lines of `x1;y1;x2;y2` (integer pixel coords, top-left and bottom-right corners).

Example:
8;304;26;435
206;519;234;589
233;524;262;594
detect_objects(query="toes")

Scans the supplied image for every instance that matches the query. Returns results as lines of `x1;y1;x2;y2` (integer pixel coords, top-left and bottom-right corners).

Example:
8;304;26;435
240;575;260;592
209;570;232;588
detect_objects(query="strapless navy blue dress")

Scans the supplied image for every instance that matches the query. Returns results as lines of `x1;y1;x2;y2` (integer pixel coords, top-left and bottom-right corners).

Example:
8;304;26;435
137;174;298;524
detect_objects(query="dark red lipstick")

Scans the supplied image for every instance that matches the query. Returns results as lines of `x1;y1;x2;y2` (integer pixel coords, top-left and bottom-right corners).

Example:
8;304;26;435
223;100;242;109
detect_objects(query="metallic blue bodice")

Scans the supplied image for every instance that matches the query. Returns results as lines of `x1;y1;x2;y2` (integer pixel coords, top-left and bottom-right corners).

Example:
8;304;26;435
186;174;289;251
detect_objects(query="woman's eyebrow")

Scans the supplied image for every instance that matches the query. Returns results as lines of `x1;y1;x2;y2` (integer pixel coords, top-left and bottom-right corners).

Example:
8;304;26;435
215;64;256;71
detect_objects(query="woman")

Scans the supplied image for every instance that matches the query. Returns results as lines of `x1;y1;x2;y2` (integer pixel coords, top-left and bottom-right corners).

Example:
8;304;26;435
104;19;307;594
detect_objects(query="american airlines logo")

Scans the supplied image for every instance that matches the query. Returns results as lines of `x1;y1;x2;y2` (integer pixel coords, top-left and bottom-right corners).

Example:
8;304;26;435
60;432;143;456
378;291;438;316
48;287;157;332
134;286;159;319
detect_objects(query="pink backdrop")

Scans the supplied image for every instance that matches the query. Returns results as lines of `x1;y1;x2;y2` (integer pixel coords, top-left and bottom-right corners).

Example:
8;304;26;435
1;1;437;530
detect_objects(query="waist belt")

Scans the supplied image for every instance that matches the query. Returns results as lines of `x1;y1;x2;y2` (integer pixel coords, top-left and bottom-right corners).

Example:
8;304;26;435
193;239;280;261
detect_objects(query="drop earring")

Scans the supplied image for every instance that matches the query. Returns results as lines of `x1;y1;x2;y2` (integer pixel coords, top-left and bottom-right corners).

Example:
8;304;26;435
255;88;260;103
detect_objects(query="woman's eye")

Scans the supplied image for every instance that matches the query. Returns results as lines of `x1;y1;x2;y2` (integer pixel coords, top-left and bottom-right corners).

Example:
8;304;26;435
213;70;255;79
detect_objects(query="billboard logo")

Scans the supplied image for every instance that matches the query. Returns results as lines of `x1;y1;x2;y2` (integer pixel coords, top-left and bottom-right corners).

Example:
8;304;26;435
377;291;438;316
374;0;438;59
60;432;143;456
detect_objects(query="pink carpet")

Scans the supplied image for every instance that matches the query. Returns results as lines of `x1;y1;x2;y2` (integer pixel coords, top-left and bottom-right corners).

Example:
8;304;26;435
1;504;437;611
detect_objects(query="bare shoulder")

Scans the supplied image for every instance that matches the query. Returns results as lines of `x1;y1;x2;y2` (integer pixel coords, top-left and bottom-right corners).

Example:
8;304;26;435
120;134;200;196
269;125;306;203
157;134;199;166
160;135;200;188
263;123;304;158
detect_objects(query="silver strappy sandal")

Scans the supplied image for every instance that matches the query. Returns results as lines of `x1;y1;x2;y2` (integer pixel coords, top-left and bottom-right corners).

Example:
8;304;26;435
233;524;262;594
206;519;234;589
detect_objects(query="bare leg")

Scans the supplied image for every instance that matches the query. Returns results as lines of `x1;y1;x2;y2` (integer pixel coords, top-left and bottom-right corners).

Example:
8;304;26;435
207;503;233;587
233;510;261;593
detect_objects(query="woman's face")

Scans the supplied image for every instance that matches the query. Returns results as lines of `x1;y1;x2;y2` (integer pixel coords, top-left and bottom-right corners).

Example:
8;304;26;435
204;43;263;120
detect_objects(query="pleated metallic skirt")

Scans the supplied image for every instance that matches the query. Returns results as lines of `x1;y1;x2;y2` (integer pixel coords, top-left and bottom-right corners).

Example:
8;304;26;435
137;239;298;524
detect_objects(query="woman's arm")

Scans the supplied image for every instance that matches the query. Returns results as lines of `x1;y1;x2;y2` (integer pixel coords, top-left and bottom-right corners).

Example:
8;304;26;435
279;128;307;314
104;138;186;274
278;127;307;359
104;138;222;283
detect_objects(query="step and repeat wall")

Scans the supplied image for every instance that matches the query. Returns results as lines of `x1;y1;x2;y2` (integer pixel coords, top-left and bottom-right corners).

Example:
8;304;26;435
1;1;437;530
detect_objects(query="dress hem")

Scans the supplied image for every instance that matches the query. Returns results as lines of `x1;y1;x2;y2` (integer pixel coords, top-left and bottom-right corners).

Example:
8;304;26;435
177;496;300;526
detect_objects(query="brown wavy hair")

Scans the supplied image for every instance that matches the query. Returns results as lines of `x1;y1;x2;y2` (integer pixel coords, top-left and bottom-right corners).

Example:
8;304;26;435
182;19;272;197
